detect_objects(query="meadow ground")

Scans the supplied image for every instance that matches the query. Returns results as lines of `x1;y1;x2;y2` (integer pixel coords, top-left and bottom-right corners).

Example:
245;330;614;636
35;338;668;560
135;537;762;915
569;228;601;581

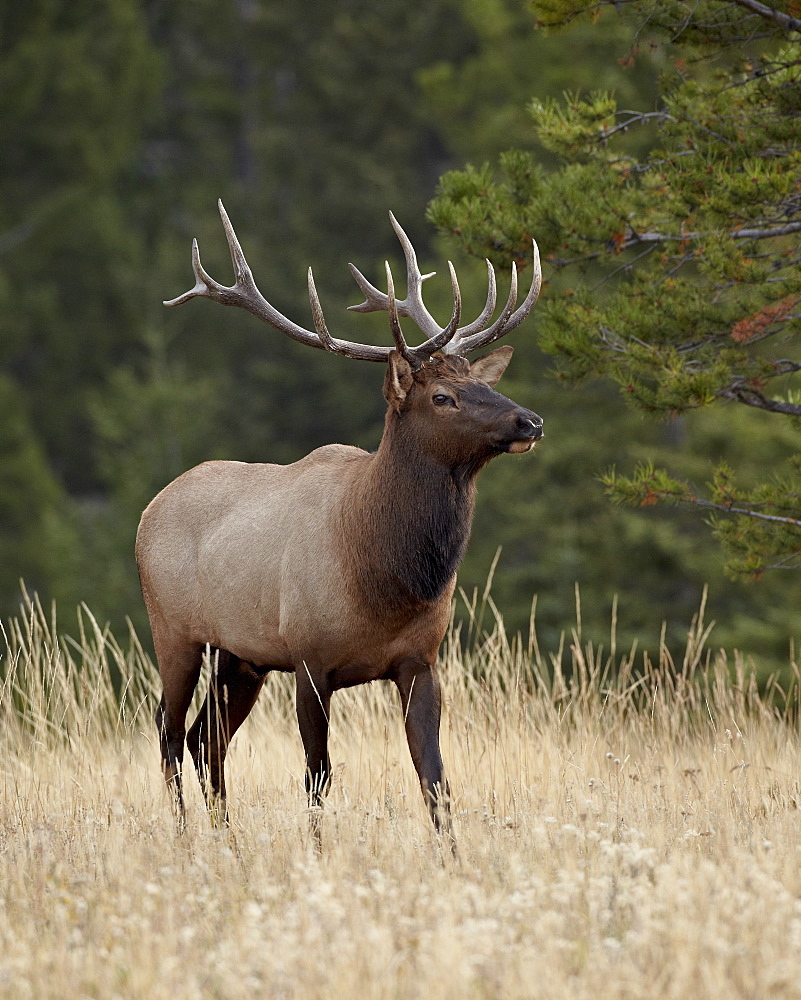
1;593;800;1000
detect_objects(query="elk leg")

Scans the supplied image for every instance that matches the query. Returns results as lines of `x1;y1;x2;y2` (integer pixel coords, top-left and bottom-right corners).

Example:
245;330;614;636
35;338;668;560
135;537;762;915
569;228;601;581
394;659;453;840
295;666;331;847
186;650;266;825
154;641;204;830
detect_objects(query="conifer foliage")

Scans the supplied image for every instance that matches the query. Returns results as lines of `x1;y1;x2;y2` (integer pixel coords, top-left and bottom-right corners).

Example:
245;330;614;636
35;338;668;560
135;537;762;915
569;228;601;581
429;0;801;577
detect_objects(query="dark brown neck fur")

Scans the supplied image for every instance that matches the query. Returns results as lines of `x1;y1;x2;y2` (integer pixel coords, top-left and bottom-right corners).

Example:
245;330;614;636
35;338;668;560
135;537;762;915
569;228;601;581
344;410;481;615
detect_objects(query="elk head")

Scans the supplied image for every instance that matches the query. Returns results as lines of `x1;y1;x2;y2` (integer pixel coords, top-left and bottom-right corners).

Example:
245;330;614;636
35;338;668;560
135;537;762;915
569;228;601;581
382;349;542;472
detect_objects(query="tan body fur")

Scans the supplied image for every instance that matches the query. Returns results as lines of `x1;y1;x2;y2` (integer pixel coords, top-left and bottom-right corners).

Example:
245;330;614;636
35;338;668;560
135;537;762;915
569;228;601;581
137;444;452;683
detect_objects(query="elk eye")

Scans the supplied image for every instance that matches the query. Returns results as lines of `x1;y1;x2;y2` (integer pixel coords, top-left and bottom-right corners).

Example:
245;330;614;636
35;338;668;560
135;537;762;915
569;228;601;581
432;393;455;407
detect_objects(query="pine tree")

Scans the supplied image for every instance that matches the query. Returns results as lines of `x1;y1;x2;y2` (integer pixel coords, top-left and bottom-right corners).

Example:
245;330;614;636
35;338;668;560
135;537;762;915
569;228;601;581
429;0;801;578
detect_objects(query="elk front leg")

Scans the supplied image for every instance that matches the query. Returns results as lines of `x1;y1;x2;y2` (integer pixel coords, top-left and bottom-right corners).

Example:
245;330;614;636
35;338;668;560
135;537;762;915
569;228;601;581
394;659;453;840
186;650;266;825
295;665;331;848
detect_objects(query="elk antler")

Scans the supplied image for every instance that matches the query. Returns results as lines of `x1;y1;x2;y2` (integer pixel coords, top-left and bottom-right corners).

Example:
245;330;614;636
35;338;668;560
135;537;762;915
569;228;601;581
165;200;541;368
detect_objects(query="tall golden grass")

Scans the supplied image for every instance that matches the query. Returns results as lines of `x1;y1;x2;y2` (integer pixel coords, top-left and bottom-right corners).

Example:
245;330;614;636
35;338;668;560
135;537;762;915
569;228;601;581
1;590;800;999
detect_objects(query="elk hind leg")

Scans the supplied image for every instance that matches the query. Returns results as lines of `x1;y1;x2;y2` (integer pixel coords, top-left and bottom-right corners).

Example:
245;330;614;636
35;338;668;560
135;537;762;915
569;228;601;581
154;640;204;830
186;650;266;825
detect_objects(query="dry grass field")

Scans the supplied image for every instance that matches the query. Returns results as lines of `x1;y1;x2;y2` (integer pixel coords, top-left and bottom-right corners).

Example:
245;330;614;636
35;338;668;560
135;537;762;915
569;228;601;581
1;592;801;1000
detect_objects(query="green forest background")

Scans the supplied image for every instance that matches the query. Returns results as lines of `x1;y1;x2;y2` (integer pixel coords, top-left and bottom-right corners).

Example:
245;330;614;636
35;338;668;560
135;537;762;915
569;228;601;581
2;0;799;677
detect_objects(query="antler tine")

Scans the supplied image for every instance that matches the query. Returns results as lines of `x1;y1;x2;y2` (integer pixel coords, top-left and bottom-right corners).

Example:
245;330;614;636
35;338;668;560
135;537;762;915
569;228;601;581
447;239;542;356
387;212;441;337
406;261;463;363
348;214;467;364
384;262;415;364
163;199;262;309
218;198;255;288
163;238;215;307
448;259;497;342
347;262;392;313
307;268;341;354
347;214;440;338
470;260;519;350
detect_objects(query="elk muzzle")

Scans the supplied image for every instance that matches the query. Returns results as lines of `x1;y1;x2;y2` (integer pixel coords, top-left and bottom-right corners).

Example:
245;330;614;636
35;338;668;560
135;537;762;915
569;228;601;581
500;407;543;454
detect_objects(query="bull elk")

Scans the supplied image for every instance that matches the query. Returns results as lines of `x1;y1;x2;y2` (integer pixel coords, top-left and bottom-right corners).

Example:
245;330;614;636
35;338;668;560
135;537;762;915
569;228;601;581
137;200;543;839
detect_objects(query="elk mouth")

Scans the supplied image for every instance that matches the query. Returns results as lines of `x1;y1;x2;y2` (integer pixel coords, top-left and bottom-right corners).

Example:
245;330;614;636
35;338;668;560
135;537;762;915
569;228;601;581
506;438;536;454
493;433;542;455
497;421;543;454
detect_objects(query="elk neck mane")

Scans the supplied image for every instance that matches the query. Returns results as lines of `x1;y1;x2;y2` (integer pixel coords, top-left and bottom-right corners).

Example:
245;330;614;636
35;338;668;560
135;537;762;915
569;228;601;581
342;405;482;613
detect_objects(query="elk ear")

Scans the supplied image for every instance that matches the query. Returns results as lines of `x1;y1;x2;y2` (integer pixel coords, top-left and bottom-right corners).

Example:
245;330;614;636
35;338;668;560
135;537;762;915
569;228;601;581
469;345;514;387
383;350;414;409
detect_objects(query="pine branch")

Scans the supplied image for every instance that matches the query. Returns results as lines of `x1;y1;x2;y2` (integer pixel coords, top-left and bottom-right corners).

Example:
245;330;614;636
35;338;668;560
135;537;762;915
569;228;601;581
687;496;801;528
765;552;801;569
537;0;801;33
551;216;801;265
599;110;675;140
724;387;801;416
732;221;801;240
623;220;801;250
729;0;801;33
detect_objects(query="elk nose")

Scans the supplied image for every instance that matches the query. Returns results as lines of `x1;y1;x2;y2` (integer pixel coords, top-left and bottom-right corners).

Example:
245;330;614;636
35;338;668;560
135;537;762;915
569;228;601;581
517;412;543;440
